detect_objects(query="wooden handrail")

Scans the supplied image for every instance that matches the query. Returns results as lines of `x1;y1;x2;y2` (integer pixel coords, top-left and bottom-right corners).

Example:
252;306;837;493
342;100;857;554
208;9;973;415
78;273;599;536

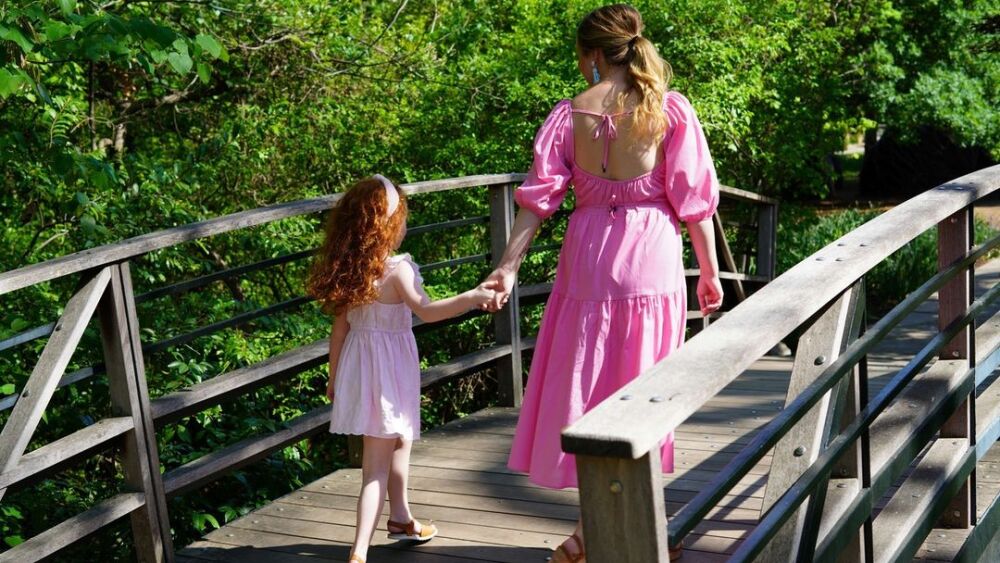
562;164;1000;460
0;174;526;297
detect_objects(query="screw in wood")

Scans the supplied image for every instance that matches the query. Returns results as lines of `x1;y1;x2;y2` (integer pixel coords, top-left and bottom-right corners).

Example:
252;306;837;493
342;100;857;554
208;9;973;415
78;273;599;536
649;396;664;403
793;446;806;457
952;350;961;358
620;394;633;400
836;483;847;489
814;355;826;365
610;480;623;494
954;511;962;518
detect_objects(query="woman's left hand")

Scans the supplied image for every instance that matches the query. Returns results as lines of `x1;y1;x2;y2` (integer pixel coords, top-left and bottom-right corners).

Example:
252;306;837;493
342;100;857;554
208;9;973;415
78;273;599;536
697;274;724;317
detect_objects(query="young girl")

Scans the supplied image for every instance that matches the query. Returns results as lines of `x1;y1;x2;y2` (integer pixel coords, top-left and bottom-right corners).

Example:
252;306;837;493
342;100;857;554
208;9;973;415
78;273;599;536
307;175;496;563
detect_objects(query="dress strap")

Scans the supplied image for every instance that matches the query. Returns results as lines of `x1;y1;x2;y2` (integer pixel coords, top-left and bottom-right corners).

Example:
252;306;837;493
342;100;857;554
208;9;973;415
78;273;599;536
571;109;633;173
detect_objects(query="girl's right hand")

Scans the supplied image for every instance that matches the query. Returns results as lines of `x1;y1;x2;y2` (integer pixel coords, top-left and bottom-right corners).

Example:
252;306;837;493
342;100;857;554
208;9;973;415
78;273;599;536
470;282;497;310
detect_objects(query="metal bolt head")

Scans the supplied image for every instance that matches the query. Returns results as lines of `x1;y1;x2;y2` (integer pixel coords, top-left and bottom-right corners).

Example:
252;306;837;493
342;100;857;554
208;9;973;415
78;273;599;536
793;446;806;457
620;394;633;401
952;350;961;358
609;480;623;494
836;483;847;489
650;395;664;403
954;510;962;518
814;355;826;366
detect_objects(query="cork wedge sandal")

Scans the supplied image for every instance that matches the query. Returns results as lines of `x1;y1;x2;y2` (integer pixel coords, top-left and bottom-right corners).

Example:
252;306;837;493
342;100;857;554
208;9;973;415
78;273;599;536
551;532;585;563
348;555;365;563
386;519;438;542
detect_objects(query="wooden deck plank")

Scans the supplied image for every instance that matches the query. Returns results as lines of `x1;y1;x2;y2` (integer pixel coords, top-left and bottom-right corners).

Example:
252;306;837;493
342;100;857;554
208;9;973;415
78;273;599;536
181;356;794;562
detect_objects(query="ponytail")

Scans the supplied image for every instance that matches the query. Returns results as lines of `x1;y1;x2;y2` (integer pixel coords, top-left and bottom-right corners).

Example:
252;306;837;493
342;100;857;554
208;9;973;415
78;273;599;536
625;35;669;139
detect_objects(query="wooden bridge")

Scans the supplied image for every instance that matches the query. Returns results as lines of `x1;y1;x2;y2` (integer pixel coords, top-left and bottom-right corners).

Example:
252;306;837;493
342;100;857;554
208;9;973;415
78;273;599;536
2;167;1000;562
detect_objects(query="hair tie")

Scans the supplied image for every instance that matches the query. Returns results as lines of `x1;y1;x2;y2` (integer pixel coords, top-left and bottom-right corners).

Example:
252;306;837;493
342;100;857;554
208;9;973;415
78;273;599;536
628;35;640;48
372;174;399;216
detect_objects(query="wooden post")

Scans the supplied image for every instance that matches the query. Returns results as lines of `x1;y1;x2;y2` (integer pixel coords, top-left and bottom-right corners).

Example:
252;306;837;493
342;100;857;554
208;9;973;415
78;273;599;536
99;263;174;562
577;452;668;562
489;183;523;407
757;203;778;281
758;282;865;562
713;212;746;302
937;207;975;528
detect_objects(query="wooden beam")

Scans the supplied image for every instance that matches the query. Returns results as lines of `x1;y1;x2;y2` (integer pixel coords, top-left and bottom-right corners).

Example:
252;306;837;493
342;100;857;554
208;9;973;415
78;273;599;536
758;283;863;561
0;416;132;490
0;492;144;563
163;406;329;498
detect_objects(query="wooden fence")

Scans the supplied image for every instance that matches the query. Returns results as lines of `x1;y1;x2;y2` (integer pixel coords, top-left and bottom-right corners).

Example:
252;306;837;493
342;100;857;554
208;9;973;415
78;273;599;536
0;174;776;562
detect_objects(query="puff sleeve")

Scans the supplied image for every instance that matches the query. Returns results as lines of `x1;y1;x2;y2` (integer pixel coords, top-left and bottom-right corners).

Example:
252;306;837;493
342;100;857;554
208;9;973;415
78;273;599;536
663;92;720;223
513;100;574;220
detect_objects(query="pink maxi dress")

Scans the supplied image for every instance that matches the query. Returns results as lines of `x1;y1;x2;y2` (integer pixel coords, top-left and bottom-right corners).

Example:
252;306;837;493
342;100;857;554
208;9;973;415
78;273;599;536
507;92;720;489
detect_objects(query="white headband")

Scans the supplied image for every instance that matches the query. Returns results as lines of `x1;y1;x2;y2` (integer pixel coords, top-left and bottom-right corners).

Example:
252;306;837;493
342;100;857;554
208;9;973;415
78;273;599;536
373;174;399;216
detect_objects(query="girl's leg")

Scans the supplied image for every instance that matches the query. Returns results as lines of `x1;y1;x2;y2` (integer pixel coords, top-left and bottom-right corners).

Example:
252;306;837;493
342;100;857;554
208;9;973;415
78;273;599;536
351;436;397;559
387;438;414;524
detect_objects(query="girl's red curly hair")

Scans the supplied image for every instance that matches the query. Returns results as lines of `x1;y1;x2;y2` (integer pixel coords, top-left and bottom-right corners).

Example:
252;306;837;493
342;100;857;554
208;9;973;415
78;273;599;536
307;177;408;314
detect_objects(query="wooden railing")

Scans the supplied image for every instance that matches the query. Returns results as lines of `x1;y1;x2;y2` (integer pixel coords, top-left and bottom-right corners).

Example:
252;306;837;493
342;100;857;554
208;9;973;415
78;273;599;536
0;174;776;562
563;164;1000;562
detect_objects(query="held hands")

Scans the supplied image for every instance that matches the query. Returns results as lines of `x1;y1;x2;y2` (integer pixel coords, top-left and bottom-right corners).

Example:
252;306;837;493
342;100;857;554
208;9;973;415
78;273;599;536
480;267;515;312
697;274;724;317
469;281;499;311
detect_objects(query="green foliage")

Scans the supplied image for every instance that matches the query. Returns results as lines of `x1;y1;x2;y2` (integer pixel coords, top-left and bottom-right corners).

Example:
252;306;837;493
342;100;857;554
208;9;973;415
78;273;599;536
865;1;1000;159
2;1;999;560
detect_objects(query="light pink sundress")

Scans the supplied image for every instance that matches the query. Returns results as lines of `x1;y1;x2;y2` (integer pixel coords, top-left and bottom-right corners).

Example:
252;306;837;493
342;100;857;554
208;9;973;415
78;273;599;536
328;254;422;441
507;92;720;489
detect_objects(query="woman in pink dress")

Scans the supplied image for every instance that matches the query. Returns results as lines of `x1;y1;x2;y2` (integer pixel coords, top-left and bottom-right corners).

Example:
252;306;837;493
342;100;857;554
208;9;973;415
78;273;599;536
483;5;723;561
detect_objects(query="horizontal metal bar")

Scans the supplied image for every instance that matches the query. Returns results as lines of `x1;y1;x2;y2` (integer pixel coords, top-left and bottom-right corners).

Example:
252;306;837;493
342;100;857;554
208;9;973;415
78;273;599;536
0;322;55;353
728;279;1000;562
135;249;314;304
669;231;1000;544
421;253;489;273
143;296;312;355
406;216;490;236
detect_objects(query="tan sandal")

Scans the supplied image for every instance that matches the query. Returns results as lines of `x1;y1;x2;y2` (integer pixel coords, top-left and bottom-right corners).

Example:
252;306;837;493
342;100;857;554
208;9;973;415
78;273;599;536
551;532;585;563
669;539;684;561
387;518;438;542
349;555;365;563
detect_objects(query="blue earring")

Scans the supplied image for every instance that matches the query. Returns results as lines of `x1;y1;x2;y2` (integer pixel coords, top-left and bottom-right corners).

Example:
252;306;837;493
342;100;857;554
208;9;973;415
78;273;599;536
591;61;600;84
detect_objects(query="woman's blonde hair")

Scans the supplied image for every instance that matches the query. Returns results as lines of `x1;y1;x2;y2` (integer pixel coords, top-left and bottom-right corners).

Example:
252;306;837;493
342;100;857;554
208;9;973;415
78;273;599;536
577;4;672;139
306;177;408;314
